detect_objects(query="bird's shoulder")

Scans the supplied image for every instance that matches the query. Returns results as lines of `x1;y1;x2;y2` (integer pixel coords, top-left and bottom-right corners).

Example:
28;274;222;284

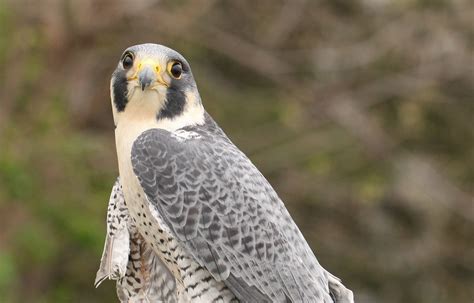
129;113;333;302
131;112;253;171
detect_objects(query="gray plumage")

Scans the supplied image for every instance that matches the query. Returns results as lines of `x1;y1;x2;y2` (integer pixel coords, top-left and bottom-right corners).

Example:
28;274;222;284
131;113;353;302
97;43;353;303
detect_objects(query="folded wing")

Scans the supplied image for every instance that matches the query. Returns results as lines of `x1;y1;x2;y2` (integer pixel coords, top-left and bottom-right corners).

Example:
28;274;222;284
131;126;338;303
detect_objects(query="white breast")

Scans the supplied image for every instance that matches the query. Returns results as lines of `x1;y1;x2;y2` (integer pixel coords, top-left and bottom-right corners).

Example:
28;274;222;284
114;99;238;302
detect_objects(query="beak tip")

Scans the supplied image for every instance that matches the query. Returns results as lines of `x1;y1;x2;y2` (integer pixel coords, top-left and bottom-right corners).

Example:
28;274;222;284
138;66;155;91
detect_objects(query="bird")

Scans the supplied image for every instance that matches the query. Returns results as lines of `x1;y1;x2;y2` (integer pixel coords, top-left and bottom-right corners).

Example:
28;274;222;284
95;43;354;303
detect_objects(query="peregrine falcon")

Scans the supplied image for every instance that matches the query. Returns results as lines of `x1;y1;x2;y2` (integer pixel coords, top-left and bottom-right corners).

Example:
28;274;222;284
95;43;354;303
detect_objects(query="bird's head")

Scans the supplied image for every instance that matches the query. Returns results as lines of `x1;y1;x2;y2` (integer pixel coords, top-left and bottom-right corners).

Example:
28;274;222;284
110;44;204;128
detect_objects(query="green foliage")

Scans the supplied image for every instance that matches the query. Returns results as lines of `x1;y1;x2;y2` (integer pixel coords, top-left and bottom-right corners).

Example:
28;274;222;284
0;0;472;302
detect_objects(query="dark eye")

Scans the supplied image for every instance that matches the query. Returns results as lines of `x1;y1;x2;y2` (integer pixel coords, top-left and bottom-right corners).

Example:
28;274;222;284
169;61;183;79
122;52;134;69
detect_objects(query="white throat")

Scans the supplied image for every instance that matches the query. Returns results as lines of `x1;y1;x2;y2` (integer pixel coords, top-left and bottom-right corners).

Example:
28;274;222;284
114;87;205;167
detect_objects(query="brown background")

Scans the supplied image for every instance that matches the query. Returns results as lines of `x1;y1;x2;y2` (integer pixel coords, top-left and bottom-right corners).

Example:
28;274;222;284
0;0;472;302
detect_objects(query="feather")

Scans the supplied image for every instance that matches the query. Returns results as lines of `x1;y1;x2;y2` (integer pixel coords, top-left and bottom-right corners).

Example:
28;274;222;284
96;179;178;302
130;113;353;303
95;179;130;286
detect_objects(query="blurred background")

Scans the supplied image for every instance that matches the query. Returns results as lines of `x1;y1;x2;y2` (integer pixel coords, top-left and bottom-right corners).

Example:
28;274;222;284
0;0;472;302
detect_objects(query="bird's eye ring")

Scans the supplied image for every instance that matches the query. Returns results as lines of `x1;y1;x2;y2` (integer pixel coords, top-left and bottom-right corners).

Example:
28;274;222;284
168;61;183;79
122;52;134;69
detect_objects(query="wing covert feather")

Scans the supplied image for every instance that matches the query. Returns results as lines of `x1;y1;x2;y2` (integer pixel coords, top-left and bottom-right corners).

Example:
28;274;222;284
131;117;338;303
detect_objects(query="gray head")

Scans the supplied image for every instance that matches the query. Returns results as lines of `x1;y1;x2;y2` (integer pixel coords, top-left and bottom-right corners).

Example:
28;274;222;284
110;44;203;127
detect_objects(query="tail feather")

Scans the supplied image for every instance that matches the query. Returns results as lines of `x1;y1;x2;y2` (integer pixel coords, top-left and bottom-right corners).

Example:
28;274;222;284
326;271;354;303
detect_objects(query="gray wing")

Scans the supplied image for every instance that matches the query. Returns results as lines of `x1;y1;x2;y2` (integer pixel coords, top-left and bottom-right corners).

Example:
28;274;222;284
96;179;178;303
131;125;349;303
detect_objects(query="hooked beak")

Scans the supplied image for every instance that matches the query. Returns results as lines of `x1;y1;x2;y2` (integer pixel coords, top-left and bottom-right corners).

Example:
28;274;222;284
134;59;168;91
138;66;155;91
